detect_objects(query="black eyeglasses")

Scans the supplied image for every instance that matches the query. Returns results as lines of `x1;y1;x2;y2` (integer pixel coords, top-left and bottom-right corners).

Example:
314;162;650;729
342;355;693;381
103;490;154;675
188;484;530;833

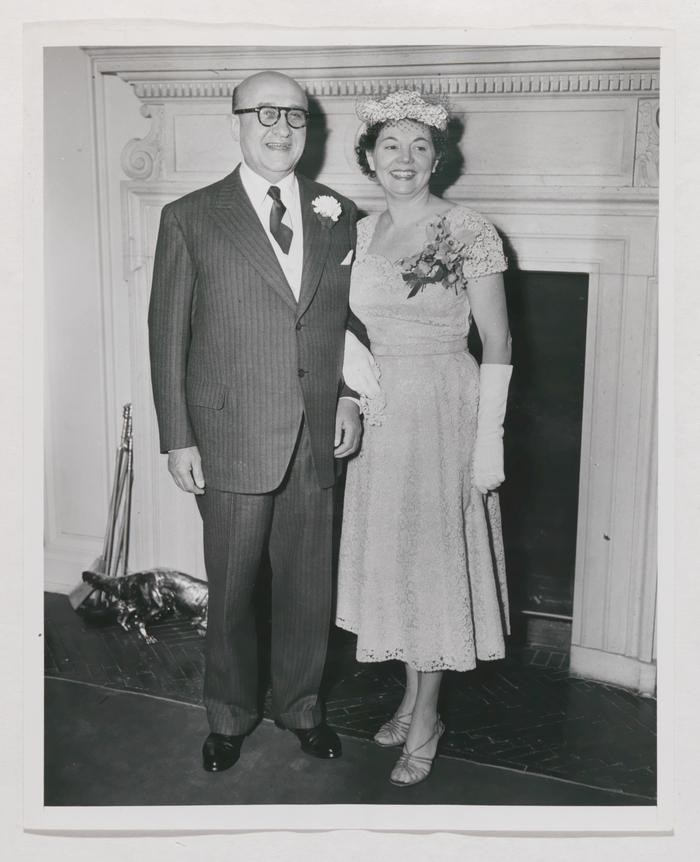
233;105;309;129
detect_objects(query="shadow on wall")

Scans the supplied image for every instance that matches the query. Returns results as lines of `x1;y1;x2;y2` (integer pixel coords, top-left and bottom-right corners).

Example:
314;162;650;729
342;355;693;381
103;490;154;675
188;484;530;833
431;115;465;198
297;95;328;181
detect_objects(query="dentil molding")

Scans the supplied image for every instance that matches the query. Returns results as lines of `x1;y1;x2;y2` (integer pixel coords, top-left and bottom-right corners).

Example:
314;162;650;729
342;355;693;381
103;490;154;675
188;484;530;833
124;70;659;101
86;44;660;100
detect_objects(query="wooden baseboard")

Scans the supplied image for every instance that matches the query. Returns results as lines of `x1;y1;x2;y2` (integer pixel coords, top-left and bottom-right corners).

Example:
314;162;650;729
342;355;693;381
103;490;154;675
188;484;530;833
570;644;657;696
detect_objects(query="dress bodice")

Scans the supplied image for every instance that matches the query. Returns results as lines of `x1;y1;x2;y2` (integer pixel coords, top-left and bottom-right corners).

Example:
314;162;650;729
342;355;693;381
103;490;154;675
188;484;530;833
349;206;507;353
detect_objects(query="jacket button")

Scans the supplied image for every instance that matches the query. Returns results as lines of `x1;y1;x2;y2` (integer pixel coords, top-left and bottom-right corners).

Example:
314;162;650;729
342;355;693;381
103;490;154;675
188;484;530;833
298;368;307;377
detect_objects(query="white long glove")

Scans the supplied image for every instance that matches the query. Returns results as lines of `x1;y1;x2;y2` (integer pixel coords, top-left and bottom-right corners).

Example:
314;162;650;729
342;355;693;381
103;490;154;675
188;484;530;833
343;330;382;399
473;363;513;494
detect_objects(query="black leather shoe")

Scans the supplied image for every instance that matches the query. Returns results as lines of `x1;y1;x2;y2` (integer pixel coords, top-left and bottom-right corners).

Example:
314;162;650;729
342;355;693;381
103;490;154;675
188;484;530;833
202;732;245;772
290;722;342;759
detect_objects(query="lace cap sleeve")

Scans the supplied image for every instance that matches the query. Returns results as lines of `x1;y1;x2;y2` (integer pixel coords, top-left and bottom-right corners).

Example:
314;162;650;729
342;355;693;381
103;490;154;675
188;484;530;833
449;207;507;279
355;214;379;260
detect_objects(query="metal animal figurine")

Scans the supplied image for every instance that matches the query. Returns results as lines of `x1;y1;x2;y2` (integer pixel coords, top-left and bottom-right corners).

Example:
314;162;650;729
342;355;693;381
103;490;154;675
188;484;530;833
81;568;208;644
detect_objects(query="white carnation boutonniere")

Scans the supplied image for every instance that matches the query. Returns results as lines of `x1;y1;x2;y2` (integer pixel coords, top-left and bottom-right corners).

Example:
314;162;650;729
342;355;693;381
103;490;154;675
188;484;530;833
312;195;342;228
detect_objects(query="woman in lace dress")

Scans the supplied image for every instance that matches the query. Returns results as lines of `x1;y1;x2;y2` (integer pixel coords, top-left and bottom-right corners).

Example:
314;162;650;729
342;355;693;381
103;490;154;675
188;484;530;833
337;90;513;787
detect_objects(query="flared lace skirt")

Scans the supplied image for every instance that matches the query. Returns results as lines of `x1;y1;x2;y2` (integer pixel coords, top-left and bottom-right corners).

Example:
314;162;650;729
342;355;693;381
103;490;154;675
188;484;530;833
336;346;509;672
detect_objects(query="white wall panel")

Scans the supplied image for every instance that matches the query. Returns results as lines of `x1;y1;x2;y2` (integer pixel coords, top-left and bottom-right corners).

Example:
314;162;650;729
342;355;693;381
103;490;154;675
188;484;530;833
44;48;150;591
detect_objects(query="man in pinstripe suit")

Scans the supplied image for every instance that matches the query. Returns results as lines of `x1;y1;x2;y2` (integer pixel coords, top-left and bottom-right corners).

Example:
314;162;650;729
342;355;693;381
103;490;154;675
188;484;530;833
148;71;363;772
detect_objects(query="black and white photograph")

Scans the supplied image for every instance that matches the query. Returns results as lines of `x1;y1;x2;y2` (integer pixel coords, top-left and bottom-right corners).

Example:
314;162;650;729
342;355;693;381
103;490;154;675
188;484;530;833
6;0;700;857
35;35;666;827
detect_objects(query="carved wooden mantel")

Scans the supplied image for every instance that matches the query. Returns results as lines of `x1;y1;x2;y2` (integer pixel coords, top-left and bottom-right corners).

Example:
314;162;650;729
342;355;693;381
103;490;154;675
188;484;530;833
85;45;659;693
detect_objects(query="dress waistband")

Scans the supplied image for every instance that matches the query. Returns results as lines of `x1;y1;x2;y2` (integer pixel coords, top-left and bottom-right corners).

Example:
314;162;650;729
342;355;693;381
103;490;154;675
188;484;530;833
371;338;468;357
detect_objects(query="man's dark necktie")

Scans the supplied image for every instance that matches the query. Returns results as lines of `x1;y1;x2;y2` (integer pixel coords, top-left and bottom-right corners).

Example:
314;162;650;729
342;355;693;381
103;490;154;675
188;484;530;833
267;186;293;254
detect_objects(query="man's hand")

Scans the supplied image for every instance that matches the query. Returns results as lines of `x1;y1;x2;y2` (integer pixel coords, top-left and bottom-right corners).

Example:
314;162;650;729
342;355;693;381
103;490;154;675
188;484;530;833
333;398;362;458
343;331;381;398
167;446;206;494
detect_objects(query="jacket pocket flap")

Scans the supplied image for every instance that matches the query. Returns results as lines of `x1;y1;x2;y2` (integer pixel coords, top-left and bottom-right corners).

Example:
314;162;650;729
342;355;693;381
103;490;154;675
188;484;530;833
188;381;226;409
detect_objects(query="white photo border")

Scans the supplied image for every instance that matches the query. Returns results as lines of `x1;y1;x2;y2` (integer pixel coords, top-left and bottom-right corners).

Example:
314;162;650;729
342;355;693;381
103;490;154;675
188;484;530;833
23;16;673;838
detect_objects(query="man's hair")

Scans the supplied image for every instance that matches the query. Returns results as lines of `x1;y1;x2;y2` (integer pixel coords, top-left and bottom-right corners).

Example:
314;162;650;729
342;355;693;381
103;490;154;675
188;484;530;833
231;85;239;113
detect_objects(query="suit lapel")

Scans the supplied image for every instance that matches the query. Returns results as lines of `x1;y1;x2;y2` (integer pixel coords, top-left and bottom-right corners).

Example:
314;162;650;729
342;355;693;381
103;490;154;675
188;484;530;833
210;167;297;312
296;176;331;320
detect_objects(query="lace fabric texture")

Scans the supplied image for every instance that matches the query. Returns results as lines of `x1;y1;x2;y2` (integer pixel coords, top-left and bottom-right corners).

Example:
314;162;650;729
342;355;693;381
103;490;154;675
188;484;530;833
336;206;510;672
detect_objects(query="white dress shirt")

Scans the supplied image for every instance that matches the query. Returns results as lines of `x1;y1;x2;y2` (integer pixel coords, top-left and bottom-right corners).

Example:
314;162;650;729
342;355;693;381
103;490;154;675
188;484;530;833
239;162;304;300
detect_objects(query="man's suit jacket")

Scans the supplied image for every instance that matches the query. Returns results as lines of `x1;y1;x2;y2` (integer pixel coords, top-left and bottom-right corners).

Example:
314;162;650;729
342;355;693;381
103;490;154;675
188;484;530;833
148;166;358;494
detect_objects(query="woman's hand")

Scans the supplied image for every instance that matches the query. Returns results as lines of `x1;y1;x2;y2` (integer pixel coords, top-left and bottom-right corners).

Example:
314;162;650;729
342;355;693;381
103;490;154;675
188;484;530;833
473;436;505;494
343;330;382;398
473;364;512;494
467;273;512;494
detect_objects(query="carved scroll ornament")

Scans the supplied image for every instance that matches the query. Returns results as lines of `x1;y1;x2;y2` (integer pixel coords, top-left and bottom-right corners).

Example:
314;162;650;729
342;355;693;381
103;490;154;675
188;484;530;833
634;98;660;188
121;103;165;181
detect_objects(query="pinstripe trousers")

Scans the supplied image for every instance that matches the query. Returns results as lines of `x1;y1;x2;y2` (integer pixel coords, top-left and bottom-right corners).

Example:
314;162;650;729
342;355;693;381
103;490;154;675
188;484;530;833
196;419;334;735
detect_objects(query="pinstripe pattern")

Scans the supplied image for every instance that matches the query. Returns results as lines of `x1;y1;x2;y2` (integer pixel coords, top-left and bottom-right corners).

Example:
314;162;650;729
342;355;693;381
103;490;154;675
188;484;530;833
197;422;333;734
148;166;357;493
148;165;357;734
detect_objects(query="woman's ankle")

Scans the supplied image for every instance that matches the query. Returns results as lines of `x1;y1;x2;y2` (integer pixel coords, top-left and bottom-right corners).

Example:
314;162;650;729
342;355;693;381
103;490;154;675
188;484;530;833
408;706;439;730
396;697;416;717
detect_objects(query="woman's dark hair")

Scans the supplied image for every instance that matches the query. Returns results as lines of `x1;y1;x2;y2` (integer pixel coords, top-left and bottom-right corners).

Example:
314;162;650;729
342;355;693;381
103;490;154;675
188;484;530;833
355;121;449;179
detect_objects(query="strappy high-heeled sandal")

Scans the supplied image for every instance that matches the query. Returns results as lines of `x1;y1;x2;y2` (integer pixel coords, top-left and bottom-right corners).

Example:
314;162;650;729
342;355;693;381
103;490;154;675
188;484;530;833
373;711;412;748
389;719;445;787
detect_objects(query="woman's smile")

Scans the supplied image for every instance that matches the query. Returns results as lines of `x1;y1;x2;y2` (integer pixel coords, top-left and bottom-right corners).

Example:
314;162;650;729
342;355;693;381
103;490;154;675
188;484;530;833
368;120;437;195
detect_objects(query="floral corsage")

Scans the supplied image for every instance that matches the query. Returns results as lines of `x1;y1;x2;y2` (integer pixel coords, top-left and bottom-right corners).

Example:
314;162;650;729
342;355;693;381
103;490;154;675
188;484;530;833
400;215;475;298
312;195;342;228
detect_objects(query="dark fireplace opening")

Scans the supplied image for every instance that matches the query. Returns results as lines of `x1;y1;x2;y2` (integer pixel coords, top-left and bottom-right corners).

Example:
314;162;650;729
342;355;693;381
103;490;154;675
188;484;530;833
469;270;589;650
